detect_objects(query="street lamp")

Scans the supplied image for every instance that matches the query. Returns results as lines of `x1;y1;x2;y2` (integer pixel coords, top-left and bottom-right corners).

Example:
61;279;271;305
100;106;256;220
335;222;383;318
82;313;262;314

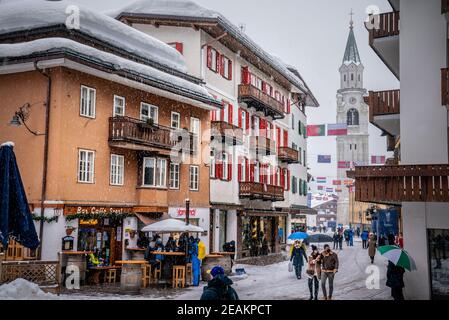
9;102;45;136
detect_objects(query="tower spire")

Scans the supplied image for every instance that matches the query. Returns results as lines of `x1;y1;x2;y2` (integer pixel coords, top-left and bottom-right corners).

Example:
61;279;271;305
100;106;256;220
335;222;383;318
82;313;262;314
342;9;361;64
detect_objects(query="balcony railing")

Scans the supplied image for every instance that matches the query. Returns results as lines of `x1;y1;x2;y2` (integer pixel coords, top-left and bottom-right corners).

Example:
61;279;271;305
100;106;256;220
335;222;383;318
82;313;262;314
249;136;276;155
109;116;197;154
239;182;284;202
211;121;243;145
278;146;299;164
109;116;172;150
441;68;449;106
347;164;449;204
367;11;400;44
368;90;400;122
238;84;285;119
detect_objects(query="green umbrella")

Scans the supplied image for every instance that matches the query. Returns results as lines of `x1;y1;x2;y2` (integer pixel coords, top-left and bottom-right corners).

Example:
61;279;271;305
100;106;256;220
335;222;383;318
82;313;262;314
378;245;417;271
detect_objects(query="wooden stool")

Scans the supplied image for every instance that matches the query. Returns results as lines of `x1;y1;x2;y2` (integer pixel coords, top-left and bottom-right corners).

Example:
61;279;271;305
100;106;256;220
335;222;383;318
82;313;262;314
141;264;152;288
104;269;117;284
172;265;186;288
186;263;193;284
152;260;161;283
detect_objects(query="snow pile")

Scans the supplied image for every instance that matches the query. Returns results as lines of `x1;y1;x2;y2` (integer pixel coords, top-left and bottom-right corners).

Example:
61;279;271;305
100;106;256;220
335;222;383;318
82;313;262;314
0;38;211;101
0;0;186;73
0;278;58;300
0;141;15;147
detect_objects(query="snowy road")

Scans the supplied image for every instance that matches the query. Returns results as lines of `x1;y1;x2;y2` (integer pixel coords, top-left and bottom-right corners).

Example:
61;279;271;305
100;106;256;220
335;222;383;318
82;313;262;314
53;239;390;300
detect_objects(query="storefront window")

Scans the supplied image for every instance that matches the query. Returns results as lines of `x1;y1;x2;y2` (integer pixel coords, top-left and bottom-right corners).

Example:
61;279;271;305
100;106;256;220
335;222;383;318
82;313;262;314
219;210;227;251
241;216;275;257
278;216;286;244
428;229;449;300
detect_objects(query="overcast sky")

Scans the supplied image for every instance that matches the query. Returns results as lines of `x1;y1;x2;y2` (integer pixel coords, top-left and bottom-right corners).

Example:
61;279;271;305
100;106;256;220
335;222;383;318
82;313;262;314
6;0;399;190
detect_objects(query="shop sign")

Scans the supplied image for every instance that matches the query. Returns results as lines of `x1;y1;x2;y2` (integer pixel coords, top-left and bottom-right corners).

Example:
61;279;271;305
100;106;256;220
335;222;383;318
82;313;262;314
176;208;197;217
64;206;131;216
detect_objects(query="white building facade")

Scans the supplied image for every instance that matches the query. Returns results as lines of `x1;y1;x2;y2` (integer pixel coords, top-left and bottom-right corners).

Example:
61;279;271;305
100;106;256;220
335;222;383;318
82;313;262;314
114;0;318;260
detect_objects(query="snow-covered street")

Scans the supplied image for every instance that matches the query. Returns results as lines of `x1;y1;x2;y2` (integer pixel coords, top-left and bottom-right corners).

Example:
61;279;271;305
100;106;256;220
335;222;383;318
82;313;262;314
46;239;390;300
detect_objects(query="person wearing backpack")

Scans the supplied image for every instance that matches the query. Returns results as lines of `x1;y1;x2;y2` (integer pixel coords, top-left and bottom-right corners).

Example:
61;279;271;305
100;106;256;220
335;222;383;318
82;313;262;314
200;266;239;300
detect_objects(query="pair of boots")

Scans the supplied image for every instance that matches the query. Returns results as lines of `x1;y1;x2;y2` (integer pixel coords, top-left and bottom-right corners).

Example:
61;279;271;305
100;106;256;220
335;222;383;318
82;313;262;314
308;294;318;300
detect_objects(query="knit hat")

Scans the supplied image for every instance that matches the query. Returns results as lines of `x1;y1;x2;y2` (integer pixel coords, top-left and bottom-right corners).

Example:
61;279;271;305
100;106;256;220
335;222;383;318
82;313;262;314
210;265;225;277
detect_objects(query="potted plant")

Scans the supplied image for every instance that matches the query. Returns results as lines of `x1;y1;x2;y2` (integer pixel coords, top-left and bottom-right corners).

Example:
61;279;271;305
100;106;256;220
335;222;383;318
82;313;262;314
65;226;76;236
146;117;155;127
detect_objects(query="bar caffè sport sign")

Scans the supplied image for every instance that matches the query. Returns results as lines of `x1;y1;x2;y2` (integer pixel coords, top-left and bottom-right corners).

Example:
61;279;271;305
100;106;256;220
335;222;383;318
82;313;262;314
64;206;132;216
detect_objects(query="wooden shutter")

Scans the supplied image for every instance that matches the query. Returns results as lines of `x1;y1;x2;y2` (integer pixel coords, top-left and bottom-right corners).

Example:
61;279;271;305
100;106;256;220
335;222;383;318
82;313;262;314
286;169;290;191
280;167;285;187
216;52;221;74
260;119;266;138
228;103;233;125
207;46;212;68
259;163;264;184
238;108;242;128
287;98;291;114
238;156;242;182
241;66;250;84
283;130;288;147
220;55;225;76
250;162;255;182
245;159;250;182
228;59;232;80
228;159;232;181
262;81;267;93
220;101;225;122
246;112;250;134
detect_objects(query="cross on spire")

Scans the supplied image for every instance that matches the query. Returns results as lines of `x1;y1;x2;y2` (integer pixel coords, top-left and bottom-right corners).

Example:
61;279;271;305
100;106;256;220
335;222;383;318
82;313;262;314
349;9;354;29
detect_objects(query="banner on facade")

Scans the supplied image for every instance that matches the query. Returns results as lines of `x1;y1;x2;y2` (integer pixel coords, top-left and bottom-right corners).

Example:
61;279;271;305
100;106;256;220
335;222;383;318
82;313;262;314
371;155;386;164
327;123;348;136
306;124;326;136
338;161;351;169
317;155;331;163
316;177;327;183
332;180;342;185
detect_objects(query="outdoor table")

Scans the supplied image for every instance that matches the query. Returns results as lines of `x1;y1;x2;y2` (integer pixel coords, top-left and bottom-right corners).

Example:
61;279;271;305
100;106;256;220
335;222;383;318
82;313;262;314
59;251;92;284
87;266;121;285
125;247;146;260
115;260;147;294
150;252;186;281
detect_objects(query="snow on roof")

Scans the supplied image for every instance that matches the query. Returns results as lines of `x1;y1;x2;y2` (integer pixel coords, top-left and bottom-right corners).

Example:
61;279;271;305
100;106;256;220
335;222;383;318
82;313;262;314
112;0;312;93
0;0;187;74
0;37;212;101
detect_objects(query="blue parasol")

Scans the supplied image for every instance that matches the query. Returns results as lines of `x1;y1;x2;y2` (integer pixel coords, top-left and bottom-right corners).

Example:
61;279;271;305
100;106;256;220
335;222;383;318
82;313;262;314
0;142;40;249
288;232;309;240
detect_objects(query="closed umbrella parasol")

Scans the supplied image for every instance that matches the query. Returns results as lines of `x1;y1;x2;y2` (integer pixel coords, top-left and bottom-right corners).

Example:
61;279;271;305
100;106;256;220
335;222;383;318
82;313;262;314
0;142;39;250
378;245;417;271
288;232;309;240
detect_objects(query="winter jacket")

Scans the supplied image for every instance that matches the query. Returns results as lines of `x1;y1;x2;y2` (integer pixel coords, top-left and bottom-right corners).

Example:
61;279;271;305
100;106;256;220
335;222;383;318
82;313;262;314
386;261;405;288
307;253;322;279
320;250;339;272
368;235;377;257
361;231;369;241
200;274;239;300
290;245;308;267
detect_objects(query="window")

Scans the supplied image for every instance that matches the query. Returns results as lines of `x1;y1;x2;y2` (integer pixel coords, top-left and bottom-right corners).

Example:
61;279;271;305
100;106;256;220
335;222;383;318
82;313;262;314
140;103;158;124
171;112;180;129
347;108;359;126
110;154;124;186
190;165;199;191
303;150;306;167
221;56;232;79
292;176;297;194
113;95;125;117
241;110;247;131
292;113;295;130
222;153;228;180
344;74;347;82
210;149;216;178
190;117;200;153
351;73;354;81
254;161;260;183
143;157;166;187
169;163;180;189
80;85;96;118
210;48;218;72
241;157;247;182
78;149;95;183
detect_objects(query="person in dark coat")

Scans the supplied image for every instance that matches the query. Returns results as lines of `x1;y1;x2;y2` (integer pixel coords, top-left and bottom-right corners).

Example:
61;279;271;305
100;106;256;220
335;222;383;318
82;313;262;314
332;232;339;250
200;266;239;300
290;240;308;279
361;230;369;249
387;233;396;246
386;261;405;300
368;233;377;263
338;232;343;250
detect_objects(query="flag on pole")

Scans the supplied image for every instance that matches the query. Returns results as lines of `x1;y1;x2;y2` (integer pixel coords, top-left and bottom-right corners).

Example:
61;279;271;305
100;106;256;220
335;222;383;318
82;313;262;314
306;124;326;136
317;185;324;190
335;188;343;192
327;123;348;136
326;187;334;193
343;179;354;185
332;180;342;185
316;177;327;183
371;155;386;164
317;155;331;163
337;161;351;169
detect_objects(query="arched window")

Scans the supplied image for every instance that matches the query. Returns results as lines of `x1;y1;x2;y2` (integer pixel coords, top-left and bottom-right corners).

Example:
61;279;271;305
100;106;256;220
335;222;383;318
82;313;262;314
347;108;359;126
351;73;354;81
344;74;346;82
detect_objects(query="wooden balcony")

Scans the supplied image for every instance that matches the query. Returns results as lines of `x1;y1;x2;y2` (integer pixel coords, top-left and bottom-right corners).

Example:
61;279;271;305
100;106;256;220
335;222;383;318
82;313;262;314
249;136;276;155
347;164;449;204
239;182;284;202
211;121;243;145
278;146;299;164
441;68;449;106
109;116;197;155
238;84;285;119
368;90;400;136
366;11;400;78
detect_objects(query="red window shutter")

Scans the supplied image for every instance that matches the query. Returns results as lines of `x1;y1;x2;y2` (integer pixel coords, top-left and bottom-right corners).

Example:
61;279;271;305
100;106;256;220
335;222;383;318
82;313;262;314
246;159;250;182
176;43;183;55
228;161;232;181
241;66;249;84
250;163;255;182
259;164;264;184
228;59;232;80
228;104;233;125
238;157;242;182
220;101;225;122
207;46;212;69
238;108;242;128
216;52;221;74
283;130;288;147
262;81;267;93
269;166;274;185
287;169;290;191
287;98;291;114
280;168;285;187
246;112;250;134
215;162;220;179
220;55;225;76
259;119;265;138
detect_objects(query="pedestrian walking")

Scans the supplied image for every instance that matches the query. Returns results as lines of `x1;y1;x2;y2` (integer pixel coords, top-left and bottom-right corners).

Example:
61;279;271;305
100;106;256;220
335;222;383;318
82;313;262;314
201;266;239;300
368;233;377;263
338;232;343;250
395;233;404;248
361;230;369;249
290;240;308;279
332;232;338;250
306;245;321;300
344;229;350;246
320;244;339;300
349;229;354;246
387;233;396;246
386;261;405;300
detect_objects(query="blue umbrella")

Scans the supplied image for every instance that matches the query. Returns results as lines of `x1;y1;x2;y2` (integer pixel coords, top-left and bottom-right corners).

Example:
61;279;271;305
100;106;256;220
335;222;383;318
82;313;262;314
288;232;309;240
0;142;40;249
